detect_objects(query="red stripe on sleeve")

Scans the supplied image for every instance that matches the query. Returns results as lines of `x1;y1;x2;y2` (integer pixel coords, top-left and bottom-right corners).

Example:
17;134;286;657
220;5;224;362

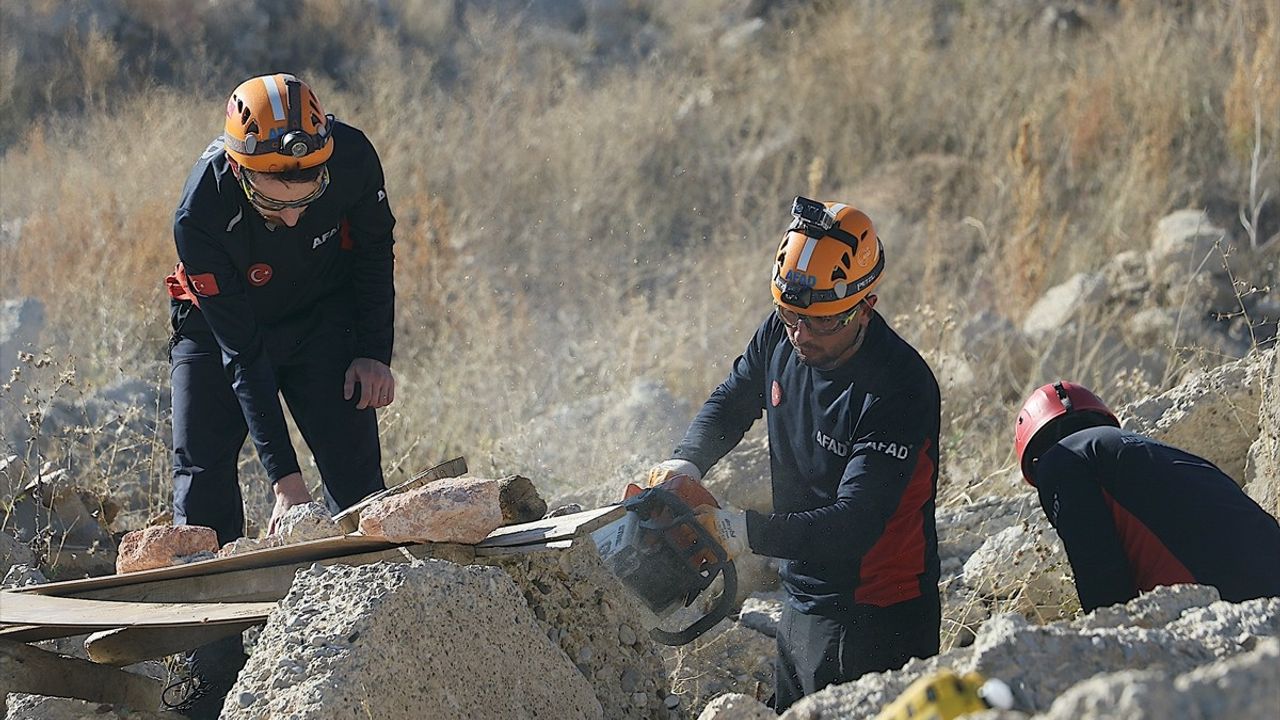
1101;489;1196;592
854;439;934;606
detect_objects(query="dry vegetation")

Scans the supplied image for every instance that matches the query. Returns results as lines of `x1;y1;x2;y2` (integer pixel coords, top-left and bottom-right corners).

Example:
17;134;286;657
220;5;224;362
1;0;1277;532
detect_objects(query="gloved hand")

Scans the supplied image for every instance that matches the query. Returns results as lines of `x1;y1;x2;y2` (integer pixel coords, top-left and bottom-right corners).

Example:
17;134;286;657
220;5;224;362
695;506;750;560
624;459;713;509
646;459;702;486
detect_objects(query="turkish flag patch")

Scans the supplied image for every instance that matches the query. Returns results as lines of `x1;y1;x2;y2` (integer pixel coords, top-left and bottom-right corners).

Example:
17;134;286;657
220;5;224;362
188;273;220;297
247;263;274;287
771;380;783;407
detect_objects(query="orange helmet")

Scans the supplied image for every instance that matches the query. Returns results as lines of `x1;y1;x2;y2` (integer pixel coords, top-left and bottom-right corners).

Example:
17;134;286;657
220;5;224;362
1014;381;1119;485
223;73;334;173
771;196;885;316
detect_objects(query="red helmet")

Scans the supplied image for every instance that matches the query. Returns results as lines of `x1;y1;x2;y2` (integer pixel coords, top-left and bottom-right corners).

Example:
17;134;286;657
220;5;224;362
1014;381;1119;485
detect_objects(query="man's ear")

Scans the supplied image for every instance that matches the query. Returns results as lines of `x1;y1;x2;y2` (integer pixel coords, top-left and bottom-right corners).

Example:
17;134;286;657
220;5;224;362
864;294;878;311
227;156;242;180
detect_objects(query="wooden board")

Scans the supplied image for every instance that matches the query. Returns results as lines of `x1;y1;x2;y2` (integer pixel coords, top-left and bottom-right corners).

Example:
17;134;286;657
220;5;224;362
10;533;409;598
333;456;468;533
0;592;276;629
16;543;474;605
13;505;621;602
86;624;256;667
476;504;622;548
0;639;162;709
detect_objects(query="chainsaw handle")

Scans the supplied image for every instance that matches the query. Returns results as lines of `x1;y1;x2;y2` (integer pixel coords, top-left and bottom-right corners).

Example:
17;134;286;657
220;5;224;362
649;559;738;646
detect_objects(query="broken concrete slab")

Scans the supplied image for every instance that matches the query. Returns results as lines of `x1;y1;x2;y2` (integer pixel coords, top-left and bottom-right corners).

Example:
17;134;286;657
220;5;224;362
225;559;602;719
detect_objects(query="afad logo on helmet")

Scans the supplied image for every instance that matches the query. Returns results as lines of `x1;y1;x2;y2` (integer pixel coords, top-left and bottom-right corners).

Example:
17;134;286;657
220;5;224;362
784;269;817;288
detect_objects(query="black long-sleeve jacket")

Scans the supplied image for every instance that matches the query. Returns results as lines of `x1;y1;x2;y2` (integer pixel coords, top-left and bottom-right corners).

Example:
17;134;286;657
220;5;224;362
170;122;396;482
1036;426;1280;611
673;312;941;615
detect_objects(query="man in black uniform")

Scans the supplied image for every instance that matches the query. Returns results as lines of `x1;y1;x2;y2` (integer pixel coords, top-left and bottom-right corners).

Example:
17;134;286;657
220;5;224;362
164;72;396;717
1014;381;1280;612
646;197;942;712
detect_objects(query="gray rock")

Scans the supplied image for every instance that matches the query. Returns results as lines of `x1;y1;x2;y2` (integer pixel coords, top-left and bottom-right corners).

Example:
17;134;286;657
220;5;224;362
1121;351;1268;482
738;594;784;637
1021;272;1107;339
1244;348;1279;516
224;559;602;719
271;501;340;544
0;531;37;580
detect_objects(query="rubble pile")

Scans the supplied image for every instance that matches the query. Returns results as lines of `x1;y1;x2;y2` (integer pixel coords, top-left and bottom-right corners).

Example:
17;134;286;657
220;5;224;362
491;541;676;719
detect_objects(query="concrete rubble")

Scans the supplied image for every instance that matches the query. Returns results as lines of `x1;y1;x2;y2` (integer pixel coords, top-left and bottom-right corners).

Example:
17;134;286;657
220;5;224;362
114;525;218;574
694;585;1279;720
490;541;675;719
358;475;503;544
222;559;603;720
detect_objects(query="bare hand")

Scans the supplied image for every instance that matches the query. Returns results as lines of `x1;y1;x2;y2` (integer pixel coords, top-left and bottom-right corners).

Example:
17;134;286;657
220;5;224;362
344;358;396;410
268;472;313;535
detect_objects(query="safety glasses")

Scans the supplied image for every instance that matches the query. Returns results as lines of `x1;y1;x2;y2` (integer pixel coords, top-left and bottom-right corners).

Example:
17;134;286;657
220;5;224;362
775;304;861;336
239;166;329;213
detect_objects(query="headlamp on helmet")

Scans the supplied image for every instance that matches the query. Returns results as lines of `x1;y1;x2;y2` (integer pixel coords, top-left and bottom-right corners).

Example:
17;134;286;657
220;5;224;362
223;73;335;173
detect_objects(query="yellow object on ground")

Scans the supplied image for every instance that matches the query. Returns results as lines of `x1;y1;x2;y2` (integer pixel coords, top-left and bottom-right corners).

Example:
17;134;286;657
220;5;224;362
873;669;1013;720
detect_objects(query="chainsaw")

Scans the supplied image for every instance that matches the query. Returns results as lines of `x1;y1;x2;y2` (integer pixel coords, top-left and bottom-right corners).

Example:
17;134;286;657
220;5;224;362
591;486;738;646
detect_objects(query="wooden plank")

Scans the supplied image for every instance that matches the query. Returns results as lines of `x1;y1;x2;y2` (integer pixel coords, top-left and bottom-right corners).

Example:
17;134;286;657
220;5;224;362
10;533;410;598
0;639;162;709
86;623;256;666
27;543;473;604
0;544;474;643
0;592;276;629
334;456;468;533
474;539;574;557
477;504;622;548
14;506;615;601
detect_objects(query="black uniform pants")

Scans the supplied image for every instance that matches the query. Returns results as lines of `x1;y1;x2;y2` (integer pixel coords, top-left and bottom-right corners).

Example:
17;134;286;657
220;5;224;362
170;320;385;546
169;316;385;700
774;591;941;713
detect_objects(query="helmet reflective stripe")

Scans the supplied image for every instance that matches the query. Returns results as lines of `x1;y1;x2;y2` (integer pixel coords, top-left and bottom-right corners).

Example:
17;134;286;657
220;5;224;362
796;237;818;272
262;76;286;121
830;203;849;215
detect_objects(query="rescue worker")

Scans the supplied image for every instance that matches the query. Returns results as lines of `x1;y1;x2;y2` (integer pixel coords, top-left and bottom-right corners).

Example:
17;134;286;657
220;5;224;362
1014;381;1280;612
645;197;942;712
164;72;396;717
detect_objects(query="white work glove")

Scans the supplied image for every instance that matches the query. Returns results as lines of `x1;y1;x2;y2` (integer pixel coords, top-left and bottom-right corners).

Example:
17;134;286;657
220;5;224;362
646;459;702;486
696;506;750;560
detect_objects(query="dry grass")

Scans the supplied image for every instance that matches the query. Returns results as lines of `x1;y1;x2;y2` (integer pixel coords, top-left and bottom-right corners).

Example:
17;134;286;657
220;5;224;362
1;1;1277;526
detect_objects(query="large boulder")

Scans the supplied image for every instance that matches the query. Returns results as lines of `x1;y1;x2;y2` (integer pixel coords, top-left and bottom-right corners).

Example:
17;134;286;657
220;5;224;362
1244;348;1279;516
1146;209;1239;313
961;517;1078;621
1121;351;1268;483
224;559;603;719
